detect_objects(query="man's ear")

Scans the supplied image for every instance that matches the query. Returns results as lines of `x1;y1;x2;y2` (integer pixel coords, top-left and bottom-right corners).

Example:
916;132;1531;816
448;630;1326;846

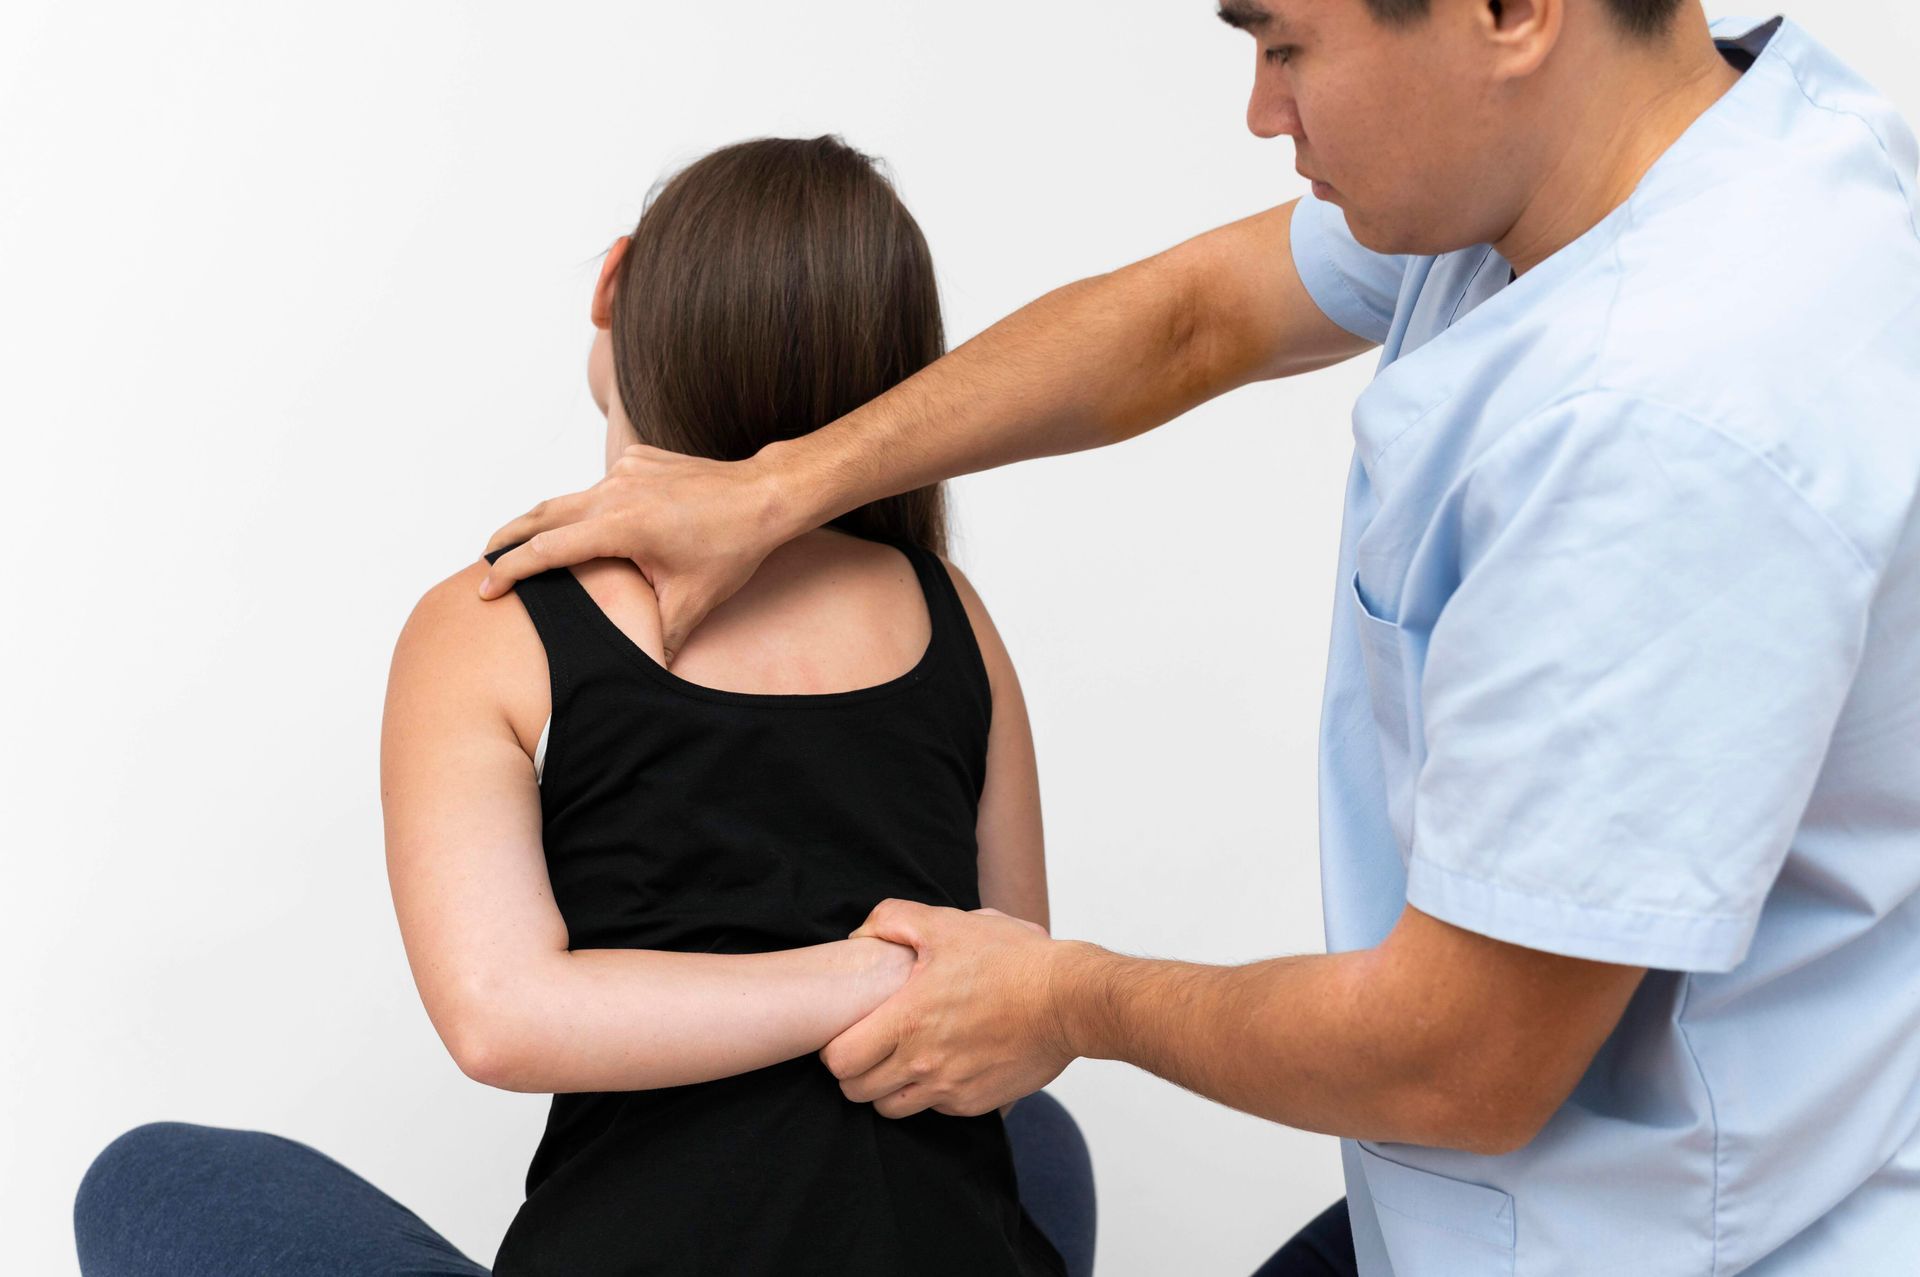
1480;0;1558;82
590;235;632;331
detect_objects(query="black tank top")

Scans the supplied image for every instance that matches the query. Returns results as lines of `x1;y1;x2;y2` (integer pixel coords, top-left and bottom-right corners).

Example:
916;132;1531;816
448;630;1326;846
480;533;1066;1277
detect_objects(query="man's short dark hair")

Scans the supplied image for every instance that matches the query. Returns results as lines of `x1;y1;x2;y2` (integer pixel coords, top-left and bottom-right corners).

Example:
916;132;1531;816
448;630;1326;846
1365;0;1686;41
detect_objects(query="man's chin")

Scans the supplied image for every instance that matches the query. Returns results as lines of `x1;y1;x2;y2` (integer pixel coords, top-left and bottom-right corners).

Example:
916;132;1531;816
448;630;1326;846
1344;211;1426;258
1347;206;1489;260
1340;207;1390;251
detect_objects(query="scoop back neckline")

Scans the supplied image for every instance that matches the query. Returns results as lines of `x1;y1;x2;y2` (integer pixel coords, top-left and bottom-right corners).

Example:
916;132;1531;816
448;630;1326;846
549;535;944;709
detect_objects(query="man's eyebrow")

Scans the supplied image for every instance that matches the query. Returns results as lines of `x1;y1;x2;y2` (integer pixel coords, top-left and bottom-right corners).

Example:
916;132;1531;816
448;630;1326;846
1216;2;1283;34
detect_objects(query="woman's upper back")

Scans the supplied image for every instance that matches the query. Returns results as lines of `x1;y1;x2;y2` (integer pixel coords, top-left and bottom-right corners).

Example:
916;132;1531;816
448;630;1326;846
569;527;944;698
482;527;994;957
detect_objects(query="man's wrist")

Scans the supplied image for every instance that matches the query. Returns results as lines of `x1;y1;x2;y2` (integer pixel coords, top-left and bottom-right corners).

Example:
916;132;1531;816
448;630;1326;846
1046;939;1126;1062
750;434;843;542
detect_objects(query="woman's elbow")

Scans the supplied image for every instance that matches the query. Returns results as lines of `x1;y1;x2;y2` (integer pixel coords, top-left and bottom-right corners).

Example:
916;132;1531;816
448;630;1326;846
441;977;535;1091
454;1019;555;1092
444;1009;512;1089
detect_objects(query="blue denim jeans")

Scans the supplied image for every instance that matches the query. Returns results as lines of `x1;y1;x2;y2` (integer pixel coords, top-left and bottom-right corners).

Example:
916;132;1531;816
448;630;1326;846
73;1089;1097;1277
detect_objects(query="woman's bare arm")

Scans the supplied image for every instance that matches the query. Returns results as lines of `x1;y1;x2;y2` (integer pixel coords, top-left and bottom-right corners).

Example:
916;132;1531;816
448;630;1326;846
943;557;1048;935
380;560;915;1093
939;557;1050;1120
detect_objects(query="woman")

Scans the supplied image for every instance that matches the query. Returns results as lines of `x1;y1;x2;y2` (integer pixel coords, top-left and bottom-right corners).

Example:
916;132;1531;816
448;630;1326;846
72;136;1095;1277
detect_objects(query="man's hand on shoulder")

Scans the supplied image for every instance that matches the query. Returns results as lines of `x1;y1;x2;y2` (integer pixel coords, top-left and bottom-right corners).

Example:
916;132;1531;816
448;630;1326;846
479;442;802;665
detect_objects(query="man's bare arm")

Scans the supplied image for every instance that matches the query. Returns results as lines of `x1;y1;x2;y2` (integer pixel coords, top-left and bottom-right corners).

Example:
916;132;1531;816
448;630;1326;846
480;200;1371;660
1051;906;1646;1153
750;197;1371;532
830;901;1645;1154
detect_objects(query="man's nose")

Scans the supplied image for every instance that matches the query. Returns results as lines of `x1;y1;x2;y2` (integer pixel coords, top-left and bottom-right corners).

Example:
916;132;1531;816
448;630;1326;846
1246;80;1302;140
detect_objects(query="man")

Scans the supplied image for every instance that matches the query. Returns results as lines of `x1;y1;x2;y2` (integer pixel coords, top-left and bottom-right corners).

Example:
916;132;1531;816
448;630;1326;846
479;3;1920;1273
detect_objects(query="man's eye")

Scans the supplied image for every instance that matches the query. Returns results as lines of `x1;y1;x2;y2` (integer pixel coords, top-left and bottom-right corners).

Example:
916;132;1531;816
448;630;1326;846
1264;45;1295;66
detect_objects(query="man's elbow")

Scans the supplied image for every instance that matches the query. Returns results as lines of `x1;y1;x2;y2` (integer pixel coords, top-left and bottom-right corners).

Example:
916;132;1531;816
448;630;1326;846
1403;1072;1563;1156
1441;1095;1556;1157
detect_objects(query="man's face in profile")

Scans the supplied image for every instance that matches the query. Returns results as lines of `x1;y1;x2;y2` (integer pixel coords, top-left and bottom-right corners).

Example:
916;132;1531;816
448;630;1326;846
1225;0;1523;256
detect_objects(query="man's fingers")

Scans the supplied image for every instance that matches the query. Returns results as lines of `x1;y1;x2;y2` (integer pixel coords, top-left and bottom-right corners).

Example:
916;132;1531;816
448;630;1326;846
933;1095;997;1118
612;440;679;472
479;524;598;599
839;1052;922;1105
483;490;594;557
873;1084;936;1120
830;1009;949;1104
971;905;1048;938
655;583;717;670
848;899;930;947
820;1005;903;1085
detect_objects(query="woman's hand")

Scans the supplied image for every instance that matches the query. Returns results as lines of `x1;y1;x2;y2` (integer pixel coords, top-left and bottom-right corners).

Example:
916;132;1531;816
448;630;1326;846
479;442;803;665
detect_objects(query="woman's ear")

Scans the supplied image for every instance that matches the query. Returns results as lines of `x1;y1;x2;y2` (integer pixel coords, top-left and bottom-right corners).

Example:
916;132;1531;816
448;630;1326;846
591;235;632;330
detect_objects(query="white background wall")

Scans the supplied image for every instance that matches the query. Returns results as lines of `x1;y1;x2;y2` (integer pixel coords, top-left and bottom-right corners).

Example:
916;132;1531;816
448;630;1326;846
4;3;1915;1273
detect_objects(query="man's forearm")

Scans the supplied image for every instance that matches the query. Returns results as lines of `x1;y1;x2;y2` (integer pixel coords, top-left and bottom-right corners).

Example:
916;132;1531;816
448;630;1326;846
463;937;912;1094
1050;941;1526;1155
758;252;1226;537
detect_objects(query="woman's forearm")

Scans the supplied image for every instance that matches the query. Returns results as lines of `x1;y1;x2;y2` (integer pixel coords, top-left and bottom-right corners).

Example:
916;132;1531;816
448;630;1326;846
463;937;915;1094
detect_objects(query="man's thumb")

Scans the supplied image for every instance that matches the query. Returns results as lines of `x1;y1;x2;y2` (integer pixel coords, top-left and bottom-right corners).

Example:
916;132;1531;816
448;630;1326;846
654;586;705;670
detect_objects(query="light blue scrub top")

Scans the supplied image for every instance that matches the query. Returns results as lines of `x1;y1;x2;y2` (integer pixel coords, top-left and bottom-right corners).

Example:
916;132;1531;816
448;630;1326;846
1293;14;1920;1275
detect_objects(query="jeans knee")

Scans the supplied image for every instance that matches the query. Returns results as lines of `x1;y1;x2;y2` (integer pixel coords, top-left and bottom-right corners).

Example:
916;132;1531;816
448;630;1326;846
75;1121;208;1231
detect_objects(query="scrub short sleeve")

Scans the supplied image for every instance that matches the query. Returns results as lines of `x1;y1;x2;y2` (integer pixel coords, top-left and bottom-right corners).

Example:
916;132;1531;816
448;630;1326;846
1288;190;1410;345
1404;391;1875;973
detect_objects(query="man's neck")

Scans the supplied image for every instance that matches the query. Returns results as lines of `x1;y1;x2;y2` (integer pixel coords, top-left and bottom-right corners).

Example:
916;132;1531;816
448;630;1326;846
1499;35;1747;276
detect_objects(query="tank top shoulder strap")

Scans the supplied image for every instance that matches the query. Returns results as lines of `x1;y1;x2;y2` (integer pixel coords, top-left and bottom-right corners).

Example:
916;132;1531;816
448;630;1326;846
480;540;635;716
886;535;994;723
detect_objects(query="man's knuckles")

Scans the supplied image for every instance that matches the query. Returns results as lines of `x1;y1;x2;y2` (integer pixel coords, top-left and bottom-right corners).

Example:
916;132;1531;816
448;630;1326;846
868;897;914;926
820;1035;872;1079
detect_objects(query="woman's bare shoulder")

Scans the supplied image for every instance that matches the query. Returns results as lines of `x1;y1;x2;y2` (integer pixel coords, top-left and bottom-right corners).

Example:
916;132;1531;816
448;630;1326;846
400;558;537;653
390;557;552;757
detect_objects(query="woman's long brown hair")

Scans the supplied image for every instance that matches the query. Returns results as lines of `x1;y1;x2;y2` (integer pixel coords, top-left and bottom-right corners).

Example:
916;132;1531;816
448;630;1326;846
609;135;948;555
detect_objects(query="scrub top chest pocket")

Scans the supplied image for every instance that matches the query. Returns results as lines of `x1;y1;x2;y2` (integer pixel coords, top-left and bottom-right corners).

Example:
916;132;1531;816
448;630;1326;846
1348;567;1426;862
